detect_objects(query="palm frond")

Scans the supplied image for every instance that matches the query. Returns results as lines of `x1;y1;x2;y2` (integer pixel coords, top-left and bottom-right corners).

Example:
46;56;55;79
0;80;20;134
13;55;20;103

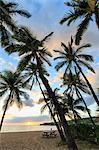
41;103;48;114
60;11;78;25
5;44;21;54
95;8;99;28
0;25;10;47
75;105;86;112
17;54;32;72
10;10;31;18
75;43;91;54
41;32;54;44
54;50;66;56
77;54;94;62
78;60;95;73
61;42;69;53
73;98;83;106
0;89;7;97
39;54;51;66
75;14;91;45
55;61;66;71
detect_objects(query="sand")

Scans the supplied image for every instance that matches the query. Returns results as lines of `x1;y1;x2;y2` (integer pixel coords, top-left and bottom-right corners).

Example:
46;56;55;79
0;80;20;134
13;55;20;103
0;131;99;150
0;131;66;150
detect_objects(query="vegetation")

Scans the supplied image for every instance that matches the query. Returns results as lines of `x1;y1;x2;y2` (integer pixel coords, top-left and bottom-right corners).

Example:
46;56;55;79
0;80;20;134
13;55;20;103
60;0;99;45
0;71;30;131
54;37;99;106
0;0;99;150
0;0;31;47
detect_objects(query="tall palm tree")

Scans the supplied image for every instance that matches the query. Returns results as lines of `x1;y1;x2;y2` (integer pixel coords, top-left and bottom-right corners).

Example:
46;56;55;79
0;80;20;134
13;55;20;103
61;70;96;134
60;0;99;45
24;62;49;90
39;89;66;141
63;93;86;124
0;70;30;131
54;37;99;106
24;63;66;141
5;27;78;150
62;93;86;137
0;0;31;46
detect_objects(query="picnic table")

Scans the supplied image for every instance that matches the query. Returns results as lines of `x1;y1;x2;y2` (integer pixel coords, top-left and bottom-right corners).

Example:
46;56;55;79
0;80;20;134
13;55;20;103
42;130;57;138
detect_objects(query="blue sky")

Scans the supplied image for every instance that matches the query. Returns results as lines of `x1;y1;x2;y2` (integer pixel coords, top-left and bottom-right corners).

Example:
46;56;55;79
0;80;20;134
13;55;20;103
0;0;99;125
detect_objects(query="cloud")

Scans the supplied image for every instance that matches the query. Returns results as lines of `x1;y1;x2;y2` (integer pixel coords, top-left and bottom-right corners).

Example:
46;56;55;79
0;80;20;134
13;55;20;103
0;114;15;120
0;57;15;71
29;89;42;102
87;65;99;92
23;99;34;107
51;72;63;84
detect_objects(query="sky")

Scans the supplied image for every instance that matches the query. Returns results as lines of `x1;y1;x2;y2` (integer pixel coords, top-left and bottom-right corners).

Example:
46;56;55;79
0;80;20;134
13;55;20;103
0;0;99;126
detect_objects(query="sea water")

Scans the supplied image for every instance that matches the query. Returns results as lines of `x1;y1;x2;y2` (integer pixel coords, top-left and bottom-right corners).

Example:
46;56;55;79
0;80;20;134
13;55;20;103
1;125;57;133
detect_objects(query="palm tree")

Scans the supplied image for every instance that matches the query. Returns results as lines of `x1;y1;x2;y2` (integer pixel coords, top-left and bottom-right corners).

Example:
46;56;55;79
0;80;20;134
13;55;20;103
0;0;31;46
61;70;96;135
54;37;99;106
24;62;49;90
0;70;30;131
24;63;66;141
63;93;86;124
5;27;78;150
39;89;66;141
60;0;99;45
62;93;87;137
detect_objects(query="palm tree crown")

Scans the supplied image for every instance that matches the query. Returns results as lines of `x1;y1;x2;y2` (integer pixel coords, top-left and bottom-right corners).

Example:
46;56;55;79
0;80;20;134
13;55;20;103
62;70;90;94
0;0;31;46
62;93;86;120
54;37;94;76
60;0;99;45
54;37;99;106
24;62;49;89
0;70;30;131
5;27;53;71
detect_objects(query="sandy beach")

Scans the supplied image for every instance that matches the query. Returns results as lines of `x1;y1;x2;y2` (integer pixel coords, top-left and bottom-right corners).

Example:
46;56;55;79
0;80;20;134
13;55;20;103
0;131;99;150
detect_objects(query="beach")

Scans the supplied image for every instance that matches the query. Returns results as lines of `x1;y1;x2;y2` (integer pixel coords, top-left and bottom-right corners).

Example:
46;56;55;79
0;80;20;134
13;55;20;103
0;131;99;150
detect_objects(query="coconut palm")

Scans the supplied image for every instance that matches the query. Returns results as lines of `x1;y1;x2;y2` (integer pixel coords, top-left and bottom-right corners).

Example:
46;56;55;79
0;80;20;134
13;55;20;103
24;62;49;90
0;70;30;131
24;63;66;141
39;89;66;141
5;27;78;150
62;70;96;134
0;0;31;46
54;37;99;106
63;93;86;123
60;0;99;45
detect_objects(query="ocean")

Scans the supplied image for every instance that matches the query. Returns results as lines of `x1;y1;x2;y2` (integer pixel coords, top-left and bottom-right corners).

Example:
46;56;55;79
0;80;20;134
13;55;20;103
1;125;57;133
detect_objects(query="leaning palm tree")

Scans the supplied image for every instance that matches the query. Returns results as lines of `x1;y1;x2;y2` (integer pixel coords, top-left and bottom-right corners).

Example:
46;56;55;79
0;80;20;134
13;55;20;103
24;63;66;141
5;27;78;150
54;37;99;106
0;0;31;46
0;70;30;131
24;62;49;90
39;89;66;141
60;0;99;45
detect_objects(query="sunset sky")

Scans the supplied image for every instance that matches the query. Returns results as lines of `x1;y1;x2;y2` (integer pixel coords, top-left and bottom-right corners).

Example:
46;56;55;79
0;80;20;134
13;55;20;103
0;0;99;126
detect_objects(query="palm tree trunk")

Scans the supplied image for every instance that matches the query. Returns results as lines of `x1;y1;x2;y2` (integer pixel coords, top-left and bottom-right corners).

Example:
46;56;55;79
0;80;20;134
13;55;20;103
76;88;96;137
36;57;78;150
56;113;63;131
0;91;12;131
36;76;66;142
75;62;99;106
71;105;79;138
